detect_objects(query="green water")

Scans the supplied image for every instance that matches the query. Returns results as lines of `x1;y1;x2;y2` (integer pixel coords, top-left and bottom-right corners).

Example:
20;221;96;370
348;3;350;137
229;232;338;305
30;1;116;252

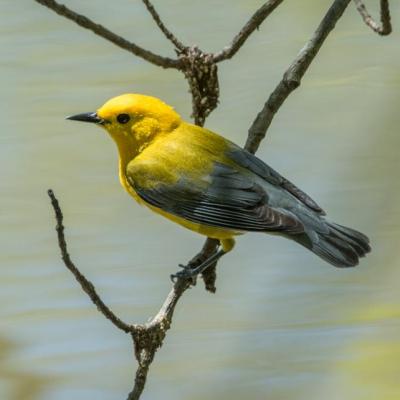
1;1;400;399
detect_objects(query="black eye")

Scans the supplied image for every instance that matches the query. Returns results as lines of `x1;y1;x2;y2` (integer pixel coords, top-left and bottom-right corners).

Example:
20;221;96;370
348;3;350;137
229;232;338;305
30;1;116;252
117;113;130;124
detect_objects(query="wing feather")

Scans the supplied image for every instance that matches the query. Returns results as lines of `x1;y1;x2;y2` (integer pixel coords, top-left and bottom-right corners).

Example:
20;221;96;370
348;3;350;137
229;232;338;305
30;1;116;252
228;148;325;215
127;160;304;234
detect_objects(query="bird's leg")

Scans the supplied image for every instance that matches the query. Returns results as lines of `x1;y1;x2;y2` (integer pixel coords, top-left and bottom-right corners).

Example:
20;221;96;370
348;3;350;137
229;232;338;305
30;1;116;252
170;238;235;281
171;248;226;281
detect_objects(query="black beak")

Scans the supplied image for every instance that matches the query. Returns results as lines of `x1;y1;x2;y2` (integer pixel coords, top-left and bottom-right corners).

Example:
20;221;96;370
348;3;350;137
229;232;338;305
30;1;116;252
66;112;104;124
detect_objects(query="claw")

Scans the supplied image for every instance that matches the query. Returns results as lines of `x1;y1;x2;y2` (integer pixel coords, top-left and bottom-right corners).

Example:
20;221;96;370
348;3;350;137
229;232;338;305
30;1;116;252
170;264;197;283
170;249;227;282
176;269;194;279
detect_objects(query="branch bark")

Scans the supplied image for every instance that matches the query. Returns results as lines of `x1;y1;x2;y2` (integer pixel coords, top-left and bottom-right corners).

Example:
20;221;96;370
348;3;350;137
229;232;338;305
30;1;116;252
34;0;180;69
48;189;213;399
245;0;352;153
213;0;285;62
47;190;133;333
353;0;392;35
141;0;186;51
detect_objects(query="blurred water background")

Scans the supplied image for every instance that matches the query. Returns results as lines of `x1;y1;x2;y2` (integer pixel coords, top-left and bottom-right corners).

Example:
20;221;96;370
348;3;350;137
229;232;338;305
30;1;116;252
1;1;400;399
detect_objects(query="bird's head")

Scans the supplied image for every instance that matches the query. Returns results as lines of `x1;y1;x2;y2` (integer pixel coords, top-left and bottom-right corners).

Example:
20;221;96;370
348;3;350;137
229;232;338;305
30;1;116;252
67;93;181;156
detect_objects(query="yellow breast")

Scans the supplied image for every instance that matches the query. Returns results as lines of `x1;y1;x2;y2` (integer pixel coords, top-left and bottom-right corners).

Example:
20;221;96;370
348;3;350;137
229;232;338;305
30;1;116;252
117;121;242;240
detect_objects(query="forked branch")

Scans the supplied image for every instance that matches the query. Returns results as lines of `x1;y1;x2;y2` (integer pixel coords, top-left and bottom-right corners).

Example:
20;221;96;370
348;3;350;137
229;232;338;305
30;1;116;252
213;0;285;62
34;0;180;68
354;0;392;35
141;0;186;51
245;0;353;153
48;189;215;399
33;0;287;126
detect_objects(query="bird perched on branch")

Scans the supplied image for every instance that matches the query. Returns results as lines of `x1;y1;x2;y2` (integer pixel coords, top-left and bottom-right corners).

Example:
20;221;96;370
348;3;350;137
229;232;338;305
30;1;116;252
67;93;370;279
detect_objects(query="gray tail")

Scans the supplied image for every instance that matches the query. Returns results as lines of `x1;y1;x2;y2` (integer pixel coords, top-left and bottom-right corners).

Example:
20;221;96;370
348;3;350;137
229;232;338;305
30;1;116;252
295;221;371;268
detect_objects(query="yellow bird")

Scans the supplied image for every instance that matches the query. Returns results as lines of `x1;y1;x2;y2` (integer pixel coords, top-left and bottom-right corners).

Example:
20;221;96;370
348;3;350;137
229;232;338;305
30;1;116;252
67;93;370;278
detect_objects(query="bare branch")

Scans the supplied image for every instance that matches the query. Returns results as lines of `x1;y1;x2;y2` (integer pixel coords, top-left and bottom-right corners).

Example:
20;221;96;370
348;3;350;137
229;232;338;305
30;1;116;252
47;189;133;333
213;0;284;62
127;237;219;398
245;0;352;153
127;276;191;400
354;0;392;35
34;0;181;69
141;0;186;51
47;189;219;399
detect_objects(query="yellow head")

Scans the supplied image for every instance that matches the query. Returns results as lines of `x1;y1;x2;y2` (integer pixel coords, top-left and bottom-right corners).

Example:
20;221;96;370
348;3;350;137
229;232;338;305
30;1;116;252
67;93;181;159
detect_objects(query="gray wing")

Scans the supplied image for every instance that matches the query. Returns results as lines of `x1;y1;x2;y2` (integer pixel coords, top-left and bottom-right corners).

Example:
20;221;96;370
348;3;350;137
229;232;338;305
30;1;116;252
228;148;325;215
128;162;304;234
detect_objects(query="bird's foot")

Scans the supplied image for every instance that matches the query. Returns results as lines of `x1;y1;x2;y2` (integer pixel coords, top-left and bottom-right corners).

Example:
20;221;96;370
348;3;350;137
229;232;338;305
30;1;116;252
170;264;198;283
170;249;226;283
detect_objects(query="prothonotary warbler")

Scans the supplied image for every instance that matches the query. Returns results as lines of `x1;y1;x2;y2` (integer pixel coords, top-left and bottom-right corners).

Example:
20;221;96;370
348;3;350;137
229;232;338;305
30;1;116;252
67;93;370;279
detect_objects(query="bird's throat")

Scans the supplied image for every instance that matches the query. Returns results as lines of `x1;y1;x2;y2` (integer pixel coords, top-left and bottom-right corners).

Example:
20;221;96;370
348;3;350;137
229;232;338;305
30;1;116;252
113;118;160;168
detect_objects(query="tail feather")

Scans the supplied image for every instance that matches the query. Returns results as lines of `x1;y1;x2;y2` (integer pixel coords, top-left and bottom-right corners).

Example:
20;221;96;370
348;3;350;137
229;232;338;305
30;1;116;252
328;222;371;254
295;220;371;268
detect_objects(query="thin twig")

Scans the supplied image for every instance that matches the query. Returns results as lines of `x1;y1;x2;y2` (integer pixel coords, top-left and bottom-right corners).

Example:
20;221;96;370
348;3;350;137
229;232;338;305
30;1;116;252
126;237;218;399
353;0;392;35
127;278;191;400
34;0;180;69
141;0;186;51
245;0;352;153
47;189;218;399
47;189;133;333
213;0;284;62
